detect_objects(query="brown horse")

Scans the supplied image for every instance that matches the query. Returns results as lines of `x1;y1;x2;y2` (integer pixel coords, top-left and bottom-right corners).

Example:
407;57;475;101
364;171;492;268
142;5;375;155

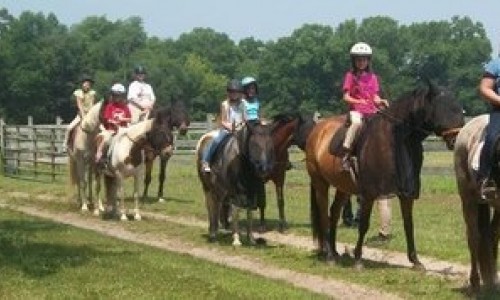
142;100;190;202
306;81;464;269
257;113;317;232
454;114;500;292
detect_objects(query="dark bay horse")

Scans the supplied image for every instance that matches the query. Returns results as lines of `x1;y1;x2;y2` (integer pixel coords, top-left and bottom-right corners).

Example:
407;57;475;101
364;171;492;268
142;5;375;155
142;101;190;202
306;81;464;269
196;122;275;246
257;113;317;232
454;114;500;292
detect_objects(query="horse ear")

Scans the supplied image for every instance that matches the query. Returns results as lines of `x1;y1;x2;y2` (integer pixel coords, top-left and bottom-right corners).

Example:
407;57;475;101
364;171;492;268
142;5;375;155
424;78;439;97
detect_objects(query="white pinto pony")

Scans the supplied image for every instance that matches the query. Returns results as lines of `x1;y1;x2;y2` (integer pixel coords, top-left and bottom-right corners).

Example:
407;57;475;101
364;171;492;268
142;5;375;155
68;101;104;215
103;109;173;221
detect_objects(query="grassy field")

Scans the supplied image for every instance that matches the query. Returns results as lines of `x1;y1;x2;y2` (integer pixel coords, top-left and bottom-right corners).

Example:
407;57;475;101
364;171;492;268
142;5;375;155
1;150;497;299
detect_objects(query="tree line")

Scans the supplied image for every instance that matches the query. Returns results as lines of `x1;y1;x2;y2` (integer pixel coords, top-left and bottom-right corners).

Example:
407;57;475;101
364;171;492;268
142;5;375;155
0;8;493;123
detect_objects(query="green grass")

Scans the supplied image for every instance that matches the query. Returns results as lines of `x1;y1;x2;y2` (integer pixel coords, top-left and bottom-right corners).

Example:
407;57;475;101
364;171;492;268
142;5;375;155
0;209;325;300
0;151;497;299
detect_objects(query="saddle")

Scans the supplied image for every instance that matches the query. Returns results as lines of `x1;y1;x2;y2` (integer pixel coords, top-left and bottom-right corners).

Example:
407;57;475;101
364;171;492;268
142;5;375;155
208;132;234;164
328;117;366;157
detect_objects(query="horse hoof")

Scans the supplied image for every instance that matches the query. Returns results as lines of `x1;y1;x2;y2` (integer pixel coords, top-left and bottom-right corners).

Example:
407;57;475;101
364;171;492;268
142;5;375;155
135;214;142;221
81;205;89;212
158;198;165;203
232;240;242;247
93;209;100;216
120;214;128;221
412;262;426;272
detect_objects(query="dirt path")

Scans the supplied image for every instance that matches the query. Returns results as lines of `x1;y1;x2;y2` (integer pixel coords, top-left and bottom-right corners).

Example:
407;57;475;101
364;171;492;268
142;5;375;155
140;211;470;281
1;202;401;300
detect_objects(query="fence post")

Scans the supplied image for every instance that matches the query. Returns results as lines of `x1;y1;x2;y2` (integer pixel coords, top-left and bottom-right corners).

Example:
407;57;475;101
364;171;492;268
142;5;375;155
206;114;214;131
0;118;4;175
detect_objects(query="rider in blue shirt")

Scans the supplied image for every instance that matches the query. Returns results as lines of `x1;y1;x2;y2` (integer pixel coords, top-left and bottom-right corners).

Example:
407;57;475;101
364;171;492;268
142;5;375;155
478;57;500;202
242;76;260;123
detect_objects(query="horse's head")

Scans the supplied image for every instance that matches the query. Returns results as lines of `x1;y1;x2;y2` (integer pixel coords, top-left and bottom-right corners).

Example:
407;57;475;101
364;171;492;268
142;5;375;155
239;121;275;178
423;81;465;150
271;114;301;149
169;99;190;136
292;113;317;151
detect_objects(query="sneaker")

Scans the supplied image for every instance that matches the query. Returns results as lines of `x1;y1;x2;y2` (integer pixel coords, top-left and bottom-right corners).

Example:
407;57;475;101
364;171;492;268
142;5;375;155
479;178;497;202
201;161;211;173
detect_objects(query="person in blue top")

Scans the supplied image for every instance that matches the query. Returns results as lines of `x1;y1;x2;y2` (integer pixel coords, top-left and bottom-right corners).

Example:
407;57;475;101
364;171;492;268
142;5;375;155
478;57;500;202
242;76;260;123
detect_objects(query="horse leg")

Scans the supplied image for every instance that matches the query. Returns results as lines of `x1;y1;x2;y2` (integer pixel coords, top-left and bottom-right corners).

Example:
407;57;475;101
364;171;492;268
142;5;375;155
329;191;350;259
117;176;127;221
310;181;335;261
476;203;497;289
76;157;89;212
399;198;424;270
94;169;104;215
205;191;220;242
246;208;256;245
157;155;169;203
274;176;288;233
255;181;266;233
231;203;242;247
353;196;374;270
142;158;153;201
133;168;144;221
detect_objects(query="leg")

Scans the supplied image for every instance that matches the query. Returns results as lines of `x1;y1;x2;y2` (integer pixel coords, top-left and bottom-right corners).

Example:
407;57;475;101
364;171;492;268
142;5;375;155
231;204;242;247
133;165;144;220
246;208;256;245
310;181;335;260
377;197;392;237
201;130;228;171
478;111;500;200
354;196;375;269
342;111;362;170
157;154;170;202
330;191;350;260
342;197;354;226
117;176;127;221
399;197;424;270
63;115;80;152
142;156;153;200
274;179;288;232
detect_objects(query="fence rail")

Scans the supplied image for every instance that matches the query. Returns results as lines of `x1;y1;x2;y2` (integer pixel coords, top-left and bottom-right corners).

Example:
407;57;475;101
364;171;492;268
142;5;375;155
0;115;449;181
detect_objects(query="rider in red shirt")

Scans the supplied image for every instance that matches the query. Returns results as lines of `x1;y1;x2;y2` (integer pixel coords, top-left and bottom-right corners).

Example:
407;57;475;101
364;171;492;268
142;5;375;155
95;83;132;163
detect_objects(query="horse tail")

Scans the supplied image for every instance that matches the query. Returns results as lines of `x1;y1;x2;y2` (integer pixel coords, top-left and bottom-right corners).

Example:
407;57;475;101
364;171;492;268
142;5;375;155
310;182;320;242
477;203;497;286
68;156;78;186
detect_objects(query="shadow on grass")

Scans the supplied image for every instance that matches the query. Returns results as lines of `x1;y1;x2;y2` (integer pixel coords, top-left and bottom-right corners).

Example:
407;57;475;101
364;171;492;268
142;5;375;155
0;218;133;278
141;195;192;205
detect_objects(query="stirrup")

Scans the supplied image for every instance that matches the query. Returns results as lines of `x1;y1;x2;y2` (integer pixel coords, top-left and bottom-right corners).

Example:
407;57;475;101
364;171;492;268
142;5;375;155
479;179;498;203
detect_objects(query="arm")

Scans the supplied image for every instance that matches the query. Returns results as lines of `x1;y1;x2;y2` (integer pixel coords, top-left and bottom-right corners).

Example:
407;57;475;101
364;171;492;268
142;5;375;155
219;101;232;131
479;77;500;107
343;92;365;105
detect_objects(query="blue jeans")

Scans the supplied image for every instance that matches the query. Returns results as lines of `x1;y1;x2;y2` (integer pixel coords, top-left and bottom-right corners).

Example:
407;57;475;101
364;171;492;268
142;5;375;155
478;110;500;179
202;129;230;163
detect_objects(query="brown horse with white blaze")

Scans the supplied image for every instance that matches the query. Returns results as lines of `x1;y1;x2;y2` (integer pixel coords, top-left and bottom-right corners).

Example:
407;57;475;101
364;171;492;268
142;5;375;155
306;81;464;269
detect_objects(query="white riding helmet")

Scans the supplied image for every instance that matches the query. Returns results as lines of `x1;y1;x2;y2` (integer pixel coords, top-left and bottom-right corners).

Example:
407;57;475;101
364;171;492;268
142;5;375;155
350;42;372;56
110;83;126;95
241;76;257;87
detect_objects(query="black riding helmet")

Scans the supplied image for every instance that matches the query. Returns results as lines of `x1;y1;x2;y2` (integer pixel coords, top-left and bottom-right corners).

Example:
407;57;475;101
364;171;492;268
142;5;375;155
80;74;94;84
226;79;243;92
134;65;147;75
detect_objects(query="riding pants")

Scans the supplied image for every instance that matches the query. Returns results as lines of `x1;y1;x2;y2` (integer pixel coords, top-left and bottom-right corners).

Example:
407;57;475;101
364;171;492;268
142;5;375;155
202;129;230;163
343;111;363;150
478;110;500;180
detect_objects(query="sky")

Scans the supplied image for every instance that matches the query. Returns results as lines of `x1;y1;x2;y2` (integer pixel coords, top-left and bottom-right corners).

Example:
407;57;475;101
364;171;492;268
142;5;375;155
1;1;499;56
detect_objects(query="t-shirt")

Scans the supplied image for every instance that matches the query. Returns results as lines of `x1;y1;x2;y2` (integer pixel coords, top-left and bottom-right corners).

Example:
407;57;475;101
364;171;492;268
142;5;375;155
73;89;96;114
484;58;500;95
127;80;156;109
342;70;380;116
245;98;260;121
221;99;247;126
102;101;131;131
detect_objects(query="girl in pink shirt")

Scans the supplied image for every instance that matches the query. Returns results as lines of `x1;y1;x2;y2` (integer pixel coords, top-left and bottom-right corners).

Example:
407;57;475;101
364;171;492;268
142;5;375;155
341;42;389;169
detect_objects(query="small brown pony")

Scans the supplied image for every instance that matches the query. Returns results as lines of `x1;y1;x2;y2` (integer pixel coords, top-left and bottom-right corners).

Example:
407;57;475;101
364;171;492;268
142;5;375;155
256;113;317;232
306;81;464;269
454;114;500;292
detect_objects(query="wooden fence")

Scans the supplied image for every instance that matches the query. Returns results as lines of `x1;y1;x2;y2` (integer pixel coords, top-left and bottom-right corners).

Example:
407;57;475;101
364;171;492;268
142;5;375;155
0;115;216;181
0;114;449;181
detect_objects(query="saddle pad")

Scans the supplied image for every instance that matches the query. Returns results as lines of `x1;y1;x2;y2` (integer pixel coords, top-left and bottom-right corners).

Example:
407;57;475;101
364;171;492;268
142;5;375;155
470;141;483;172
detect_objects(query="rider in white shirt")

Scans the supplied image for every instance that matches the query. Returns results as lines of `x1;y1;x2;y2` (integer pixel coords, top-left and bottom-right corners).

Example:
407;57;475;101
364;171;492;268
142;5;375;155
127;65;156;121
